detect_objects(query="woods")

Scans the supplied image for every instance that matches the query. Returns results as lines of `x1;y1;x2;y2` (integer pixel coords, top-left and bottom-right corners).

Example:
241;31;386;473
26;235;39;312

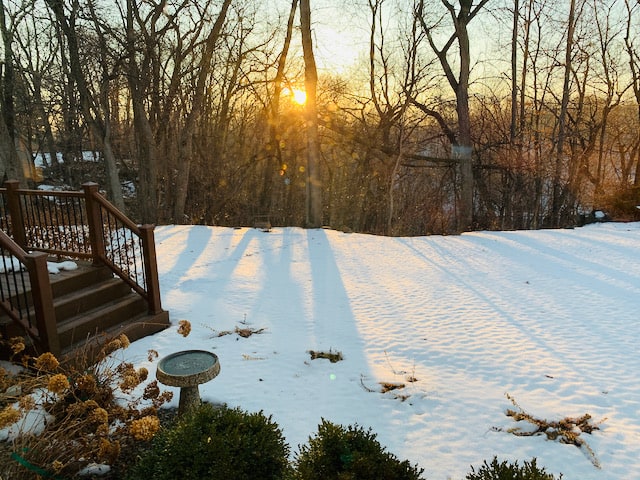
0;0;639;235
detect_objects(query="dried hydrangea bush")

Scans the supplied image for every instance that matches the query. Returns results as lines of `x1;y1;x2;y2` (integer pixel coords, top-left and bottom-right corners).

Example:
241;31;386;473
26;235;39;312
0;327;186;479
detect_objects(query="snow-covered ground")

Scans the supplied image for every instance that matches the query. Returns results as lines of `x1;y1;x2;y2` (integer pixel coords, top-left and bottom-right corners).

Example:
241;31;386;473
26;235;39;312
121;222;640;479
10;222;639;479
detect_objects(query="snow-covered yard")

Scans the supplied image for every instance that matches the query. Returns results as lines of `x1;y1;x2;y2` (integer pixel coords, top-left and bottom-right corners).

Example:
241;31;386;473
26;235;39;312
6;221;640;479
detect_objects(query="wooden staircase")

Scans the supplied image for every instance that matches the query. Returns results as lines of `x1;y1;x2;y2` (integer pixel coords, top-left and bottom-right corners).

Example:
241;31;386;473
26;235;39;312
1;261;169;360
0;181;170;363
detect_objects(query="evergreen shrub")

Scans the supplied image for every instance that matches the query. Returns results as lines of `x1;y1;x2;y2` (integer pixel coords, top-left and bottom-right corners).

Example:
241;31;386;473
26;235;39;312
466;457;561;480
127;403;290;480
293;419;424;480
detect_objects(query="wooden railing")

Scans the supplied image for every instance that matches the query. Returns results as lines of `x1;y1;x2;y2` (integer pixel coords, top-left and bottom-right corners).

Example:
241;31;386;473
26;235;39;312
0;231;58;355
0;180;163;355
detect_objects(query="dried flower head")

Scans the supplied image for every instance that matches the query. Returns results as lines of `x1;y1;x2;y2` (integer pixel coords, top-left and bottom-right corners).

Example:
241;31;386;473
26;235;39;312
83;399;99;410
0;406;21;429
102;339;122;356
154;390;174;407
89;407;109;425
137;367;149;382
177;320;191;337
76;374;98;395
142;380;160;400
10;337;25;355
95;423;109;436
0;367;8;391
147;349;159;362
110;405;129;422
129;415;160;441
119;374;140;393
160;391;173;402
140;406;158;417
51;460;64;473
98;438;121;463
34;352;59;372
118;334;130;349
116;362;135;375
47;374;70;394
18;395;36;411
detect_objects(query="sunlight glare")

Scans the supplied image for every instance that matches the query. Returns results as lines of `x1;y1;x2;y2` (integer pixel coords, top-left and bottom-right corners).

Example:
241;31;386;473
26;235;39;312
283;87;307;105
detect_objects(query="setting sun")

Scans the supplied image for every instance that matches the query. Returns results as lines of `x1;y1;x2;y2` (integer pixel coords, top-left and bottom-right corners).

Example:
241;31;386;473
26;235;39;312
283;87;307;105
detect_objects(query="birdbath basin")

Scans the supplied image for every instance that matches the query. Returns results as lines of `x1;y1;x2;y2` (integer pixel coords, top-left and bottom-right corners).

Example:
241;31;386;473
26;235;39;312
156;350;220;415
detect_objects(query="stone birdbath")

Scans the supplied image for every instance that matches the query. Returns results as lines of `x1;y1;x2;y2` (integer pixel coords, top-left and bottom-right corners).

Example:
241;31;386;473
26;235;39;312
156;350;220;415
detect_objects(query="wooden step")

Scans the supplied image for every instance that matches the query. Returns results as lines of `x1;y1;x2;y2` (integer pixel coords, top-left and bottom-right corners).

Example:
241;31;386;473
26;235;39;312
0;262;113;308
0;275;130;339
57;294;147;349
1;261;170;363
49;263;114;298
54;277;132;321
60;310;170;366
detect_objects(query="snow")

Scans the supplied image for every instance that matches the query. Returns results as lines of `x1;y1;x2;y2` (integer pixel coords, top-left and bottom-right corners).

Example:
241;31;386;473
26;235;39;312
46;260;78;275
0;256;24;273
6;222;640;478
0;390;54;442
116;221;640;479
0;258;77;274
77;463;111;476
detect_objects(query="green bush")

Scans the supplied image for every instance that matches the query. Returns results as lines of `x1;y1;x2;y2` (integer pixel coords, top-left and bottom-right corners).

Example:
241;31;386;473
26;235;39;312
293;419;424;480
466;457;561;480
127;403;291;480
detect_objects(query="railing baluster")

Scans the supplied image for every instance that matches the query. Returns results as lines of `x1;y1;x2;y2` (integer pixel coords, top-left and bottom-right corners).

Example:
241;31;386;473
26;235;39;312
45;194;55;251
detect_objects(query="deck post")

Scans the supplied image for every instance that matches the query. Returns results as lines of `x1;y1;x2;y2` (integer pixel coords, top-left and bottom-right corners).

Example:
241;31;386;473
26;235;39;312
139;224;163;314
82;183;105;265
4;180;27;249
24;251;60;357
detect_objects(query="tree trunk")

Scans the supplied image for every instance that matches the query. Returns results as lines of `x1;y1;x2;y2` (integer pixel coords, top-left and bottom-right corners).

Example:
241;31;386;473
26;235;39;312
552;0;577;226
172;0;232;224
300;0;323;228
260;0;298;214
124;0;163;224
0;2;22;182
416;0;488;232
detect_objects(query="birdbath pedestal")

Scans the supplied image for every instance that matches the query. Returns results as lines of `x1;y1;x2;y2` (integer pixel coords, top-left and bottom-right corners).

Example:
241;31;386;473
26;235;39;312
156;350;220;415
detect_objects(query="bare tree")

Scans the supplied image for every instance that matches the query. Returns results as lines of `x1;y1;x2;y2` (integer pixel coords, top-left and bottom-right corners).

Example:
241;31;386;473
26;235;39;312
259;0;298;215
549;0;577;226
13;6;61;175
45;0;125;210
171;0;232;224
415;0;489;232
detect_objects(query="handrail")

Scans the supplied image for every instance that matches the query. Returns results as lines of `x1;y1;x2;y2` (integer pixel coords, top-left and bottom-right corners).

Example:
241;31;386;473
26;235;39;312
0;230;58;356
83;183;163;314
3;181;91;259
0;230;33;328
